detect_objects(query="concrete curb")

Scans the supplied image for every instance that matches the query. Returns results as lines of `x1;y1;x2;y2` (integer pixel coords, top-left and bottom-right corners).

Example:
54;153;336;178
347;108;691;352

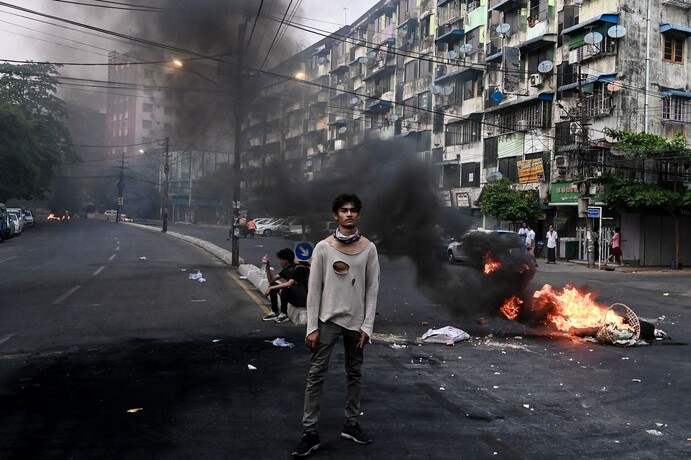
128;223;307;325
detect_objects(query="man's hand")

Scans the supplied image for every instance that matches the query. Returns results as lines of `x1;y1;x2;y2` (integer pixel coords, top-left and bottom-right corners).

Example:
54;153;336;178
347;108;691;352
305;331;319;351
357;330;369;349
263;287;271;297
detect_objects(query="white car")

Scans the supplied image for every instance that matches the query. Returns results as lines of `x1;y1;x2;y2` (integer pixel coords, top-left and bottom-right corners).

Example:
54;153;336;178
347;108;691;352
24;210;34;227
8;213;21;236
104;210;117;222
255;218;289;237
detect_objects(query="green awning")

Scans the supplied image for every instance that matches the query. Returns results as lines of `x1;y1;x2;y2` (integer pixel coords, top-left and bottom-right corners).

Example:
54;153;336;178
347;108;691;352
569;24;611;50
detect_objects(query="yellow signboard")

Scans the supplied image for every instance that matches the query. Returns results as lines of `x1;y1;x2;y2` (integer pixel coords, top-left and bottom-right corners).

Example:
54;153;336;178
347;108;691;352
517;158;545;184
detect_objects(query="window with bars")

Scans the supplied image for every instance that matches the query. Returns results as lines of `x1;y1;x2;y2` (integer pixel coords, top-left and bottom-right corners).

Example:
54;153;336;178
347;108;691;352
662;96;691;123
445;120;481;145
486;100;552;134
583;84;612;118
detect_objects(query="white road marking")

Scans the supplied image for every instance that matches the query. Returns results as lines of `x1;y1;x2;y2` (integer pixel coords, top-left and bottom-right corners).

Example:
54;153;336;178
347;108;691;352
0;334;14;346
116;246;120;251
190;299;207;303
92;266;105;276
53;285;82;305
109;254;116;261
0;256;17;264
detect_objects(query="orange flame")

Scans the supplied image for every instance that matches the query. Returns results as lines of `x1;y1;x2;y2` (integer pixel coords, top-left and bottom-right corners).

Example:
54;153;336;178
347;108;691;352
500;284;625;332
500;295;522;320
483;253;501;275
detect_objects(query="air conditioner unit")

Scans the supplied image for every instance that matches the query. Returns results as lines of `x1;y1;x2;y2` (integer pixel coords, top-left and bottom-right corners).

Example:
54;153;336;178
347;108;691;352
554;155;566;166
529;73;543;87
516;119;528;131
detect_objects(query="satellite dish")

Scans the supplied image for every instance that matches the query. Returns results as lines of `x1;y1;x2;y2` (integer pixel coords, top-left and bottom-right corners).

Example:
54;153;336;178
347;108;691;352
604;132;617;143
487;171;503;182
459;43;473;54
390;114;399;122
447;50;458;59
496;23;511;34
490;90;503;104
607;80;623;92
338;126;347;134
367;50;377;59
537;60;554;74
442;86;453;96
607;25;627;39
584;31;603;45
432;85;444;95
569;122;581;135
358;56;369;65
349;96;360;105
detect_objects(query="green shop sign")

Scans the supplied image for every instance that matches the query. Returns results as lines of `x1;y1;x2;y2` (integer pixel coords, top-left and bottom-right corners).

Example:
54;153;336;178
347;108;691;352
550;182;608;204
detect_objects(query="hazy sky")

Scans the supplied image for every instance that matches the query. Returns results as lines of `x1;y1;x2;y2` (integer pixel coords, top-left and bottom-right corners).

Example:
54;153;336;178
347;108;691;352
0;1;376;63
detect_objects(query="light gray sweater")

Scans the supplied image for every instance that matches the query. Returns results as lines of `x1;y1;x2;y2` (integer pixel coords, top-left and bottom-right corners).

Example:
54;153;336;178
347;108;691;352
306;235;380;337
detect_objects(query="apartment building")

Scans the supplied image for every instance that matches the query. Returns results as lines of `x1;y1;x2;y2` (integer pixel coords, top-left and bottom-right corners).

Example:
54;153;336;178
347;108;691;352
242;0;690;264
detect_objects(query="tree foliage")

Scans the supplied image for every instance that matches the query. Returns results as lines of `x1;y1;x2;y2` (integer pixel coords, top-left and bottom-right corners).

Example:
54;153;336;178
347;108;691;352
479;178;543;226
0;62;77;201
604;128;688;158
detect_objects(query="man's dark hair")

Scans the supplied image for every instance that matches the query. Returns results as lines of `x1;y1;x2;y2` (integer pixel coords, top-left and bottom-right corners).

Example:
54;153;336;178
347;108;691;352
615;227;620;233
276;248;295;262
332;193;362;214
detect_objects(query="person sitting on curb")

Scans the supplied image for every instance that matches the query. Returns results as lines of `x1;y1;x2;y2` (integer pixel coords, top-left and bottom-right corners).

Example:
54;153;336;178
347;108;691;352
263;248;309;323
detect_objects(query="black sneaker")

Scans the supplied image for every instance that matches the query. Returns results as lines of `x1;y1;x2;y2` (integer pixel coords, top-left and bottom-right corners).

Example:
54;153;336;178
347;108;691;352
340;423;371;445
293;431;320;457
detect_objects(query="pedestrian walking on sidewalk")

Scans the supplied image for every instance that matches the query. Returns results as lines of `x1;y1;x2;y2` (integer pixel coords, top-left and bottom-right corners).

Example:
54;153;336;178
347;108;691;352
263;248;309;323
293;193;380;457
546;225;558;263
606;227;624;266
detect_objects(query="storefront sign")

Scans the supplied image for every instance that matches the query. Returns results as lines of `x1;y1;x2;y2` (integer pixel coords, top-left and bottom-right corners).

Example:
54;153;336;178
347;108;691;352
550;182;608;204
517;158;545;184
455;192;471;208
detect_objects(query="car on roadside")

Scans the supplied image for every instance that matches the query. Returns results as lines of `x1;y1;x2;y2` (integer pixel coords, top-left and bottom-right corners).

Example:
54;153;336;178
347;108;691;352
0;203;7;242
104;210;117;222
8;213;21;236
24;210;34;227
447;229;522;266
255;217;289;237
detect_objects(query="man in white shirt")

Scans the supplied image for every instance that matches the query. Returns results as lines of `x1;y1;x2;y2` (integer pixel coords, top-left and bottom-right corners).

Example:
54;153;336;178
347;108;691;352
525;225;537;266
545;224;559;263
293;194;380;457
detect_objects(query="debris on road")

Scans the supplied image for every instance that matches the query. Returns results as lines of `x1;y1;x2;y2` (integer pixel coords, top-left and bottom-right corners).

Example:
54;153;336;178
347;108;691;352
421;326;470;344
188;269;206;282
247;364;257;370
139;257;146;261
126;408;143;413
646;429;663;436
270;338;294;348
390;343;406;349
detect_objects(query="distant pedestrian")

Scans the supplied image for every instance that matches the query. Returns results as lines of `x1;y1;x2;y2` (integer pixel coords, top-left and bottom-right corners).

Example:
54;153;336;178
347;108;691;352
606;227;624;266
518;222;529;254
525;225;537;267
293;193;380;457
247;219;257;238
545;224;558;263
263;248;309;323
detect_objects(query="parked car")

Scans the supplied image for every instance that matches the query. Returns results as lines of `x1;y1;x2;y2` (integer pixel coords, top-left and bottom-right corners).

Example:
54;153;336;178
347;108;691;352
447;229;522;266
24;210;34;227
0;203;7;242
255;217;289;237
8;213;21;236
104;210;117;221
7;207;25;231
313;220;339;239
283;216;311;236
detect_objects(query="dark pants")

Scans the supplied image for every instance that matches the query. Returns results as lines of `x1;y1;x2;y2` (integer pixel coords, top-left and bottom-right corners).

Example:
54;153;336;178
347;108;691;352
547;247;556;263
302;321;364;432
268;282;305;314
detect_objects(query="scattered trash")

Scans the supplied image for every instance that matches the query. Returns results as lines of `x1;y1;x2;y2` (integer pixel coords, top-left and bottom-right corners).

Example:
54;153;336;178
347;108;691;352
271;338;294;348
181;268;187;272
139;257;146;261
421;321;428;326
523;404;530;409
188;269;203;280
421;326;470;344
646;430;663;436
247;364;257;370
390;343;406;349
239;276;248;280
662;293;669;296
127;408;143;413
197;278;206;283
439;387;445;391
212;339;222;343
632;378;642;382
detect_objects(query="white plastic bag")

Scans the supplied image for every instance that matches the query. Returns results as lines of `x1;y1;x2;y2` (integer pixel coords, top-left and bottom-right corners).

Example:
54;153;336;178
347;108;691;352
422;326;470;344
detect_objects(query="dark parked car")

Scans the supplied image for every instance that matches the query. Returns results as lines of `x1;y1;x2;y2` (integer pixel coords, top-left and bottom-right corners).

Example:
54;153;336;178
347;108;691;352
447;229;522;267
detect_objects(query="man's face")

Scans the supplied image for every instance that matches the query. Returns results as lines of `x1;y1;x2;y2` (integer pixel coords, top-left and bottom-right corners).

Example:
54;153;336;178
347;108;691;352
334;202;360;229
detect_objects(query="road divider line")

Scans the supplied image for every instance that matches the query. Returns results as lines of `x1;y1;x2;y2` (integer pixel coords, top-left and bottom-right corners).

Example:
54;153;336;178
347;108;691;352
0;256;17;264
53;285;82;305
228;273;270;314
109;254;116;261
116;246;120;251
92;266;105;276
0;334;14;346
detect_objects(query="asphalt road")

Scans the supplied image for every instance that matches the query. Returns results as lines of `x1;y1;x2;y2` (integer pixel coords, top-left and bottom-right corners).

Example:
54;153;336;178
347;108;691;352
0;219;689;459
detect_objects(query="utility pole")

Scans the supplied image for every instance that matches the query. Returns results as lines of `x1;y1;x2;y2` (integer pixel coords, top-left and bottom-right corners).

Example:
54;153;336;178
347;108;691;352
162;136;170;233
116;150;124;222
577;65;595;268
230;15;248;266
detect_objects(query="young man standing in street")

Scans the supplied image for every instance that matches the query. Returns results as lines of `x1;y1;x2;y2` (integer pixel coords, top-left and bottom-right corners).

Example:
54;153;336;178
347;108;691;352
293;193;380;457
546;224;558;263
263;248;309;323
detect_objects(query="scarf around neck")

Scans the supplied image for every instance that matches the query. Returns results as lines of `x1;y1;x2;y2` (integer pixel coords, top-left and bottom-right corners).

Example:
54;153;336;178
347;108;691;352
334;227;361;244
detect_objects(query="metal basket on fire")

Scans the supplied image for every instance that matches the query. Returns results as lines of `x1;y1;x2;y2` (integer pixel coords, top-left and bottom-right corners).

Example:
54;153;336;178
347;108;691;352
596;303;641;346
